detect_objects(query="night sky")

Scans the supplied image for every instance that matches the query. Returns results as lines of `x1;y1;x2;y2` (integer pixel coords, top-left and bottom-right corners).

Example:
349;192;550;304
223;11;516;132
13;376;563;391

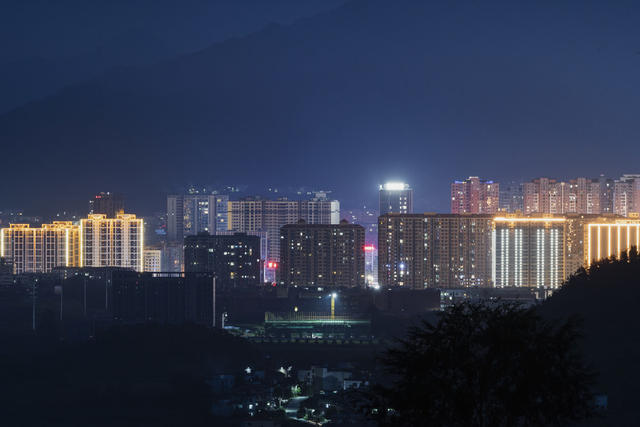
1;0;639;215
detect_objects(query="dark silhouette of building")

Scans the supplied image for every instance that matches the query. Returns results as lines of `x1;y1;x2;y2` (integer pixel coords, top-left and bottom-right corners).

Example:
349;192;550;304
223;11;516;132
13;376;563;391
184;232;261;288
89;192;124;218
279;220;365;287
111;270;216;326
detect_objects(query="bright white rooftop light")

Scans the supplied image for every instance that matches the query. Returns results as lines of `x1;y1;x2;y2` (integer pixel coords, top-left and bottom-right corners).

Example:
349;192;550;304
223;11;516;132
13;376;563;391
381;182;408;191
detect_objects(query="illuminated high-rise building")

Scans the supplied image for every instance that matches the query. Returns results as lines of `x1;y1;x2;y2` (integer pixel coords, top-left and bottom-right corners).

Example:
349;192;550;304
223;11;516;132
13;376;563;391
492;216;566;288
451;176;499;214
378;214;493;288
80;213;144;271
89;192;124;218
167;194;229;242
584;216;640;266
278;220;365;288
379;182;413;215
0;222;80;274
228;195;339;264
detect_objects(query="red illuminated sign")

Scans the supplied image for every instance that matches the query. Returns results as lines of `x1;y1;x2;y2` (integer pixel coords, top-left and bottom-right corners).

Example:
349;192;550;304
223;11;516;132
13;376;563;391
364;245;375;252
267;261;279;269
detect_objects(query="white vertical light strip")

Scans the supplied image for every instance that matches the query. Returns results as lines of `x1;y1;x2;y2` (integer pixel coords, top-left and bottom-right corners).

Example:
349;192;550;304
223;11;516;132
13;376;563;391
587;224;591;266
504;229;509;286
541;228;545;289
617;225;621;258
536;229;540;288
500;229;505;287
597;224;601;261
551;229;557;288
627;225;630;255
65;229;69;267
0;228;4;258
491;228;496;286
139;219;144;272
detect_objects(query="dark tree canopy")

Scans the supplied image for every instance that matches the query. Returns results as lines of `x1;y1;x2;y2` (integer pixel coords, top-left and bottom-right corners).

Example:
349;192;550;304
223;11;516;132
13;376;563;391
376;302;596;427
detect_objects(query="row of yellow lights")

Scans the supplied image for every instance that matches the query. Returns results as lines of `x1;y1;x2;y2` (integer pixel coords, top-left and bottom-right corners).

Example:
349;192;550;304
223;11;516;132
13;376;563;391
0;215;143;271
586;223;640;266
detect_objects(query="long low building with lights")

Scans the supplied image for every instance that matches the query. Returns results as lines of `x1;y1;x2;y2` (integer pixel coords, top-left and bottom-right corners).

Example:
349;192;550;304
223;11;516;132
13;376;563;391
584;216;640;266
492;216;566;288
379;212;639;289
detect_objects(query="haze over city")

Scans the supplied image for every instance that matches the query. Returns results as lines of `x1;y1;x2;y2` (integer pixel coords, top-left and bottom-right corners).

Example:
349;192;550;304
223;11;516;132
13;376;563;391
2;1;640;426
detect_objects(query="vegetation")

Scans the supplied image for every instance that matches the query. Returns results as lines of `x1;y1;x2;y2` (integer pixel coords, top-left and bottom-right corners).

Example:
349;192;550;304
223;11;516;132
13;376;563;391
374;302;597;426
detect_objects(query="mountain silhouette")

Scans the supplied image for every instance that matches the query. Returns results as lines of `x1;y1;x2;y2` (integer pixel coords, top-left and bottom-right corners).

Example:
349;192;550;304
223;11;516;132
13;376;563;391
1;0;639;214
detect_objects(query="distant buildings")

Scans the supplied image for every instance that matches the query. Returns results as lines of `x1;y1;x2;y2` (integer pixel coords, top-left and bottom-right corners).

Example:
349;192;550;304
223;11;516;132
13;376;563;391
80;213;144;271
378;211;637;289
89;192;124;218
184;232;261;288
613;174;640;217
450;177;499;214
228;193;339;264
166;194;229;242
379;182;413;215
521;176;640;216
492;216;566;288
499;181;524;213
278;220;365;288
378;214;493;288
0;222;80;274
143;249;162;272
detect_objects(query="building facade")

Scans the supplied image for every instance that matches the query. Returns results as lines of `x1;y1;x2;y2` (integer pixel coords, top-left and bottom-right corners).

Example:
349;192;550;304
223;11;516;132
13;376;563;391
184;232;261;288
523;177;601;215
279;220;365;288
379;182;413;215
89;192;124;218
584;216;640;266
451;176;500;214
80;213;144;271
0;222;80;274
228;195;339;264
613;175;640;217
167;194;229;242
492;216;566;288
378;214;493;289
499;181;524;213
143;249;162;272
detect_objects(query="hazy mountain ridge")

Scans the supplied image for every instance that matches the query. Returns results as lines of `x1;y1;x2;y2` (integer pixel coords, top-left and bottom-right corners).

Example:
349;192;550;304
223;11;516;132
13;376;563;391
1;0;639;214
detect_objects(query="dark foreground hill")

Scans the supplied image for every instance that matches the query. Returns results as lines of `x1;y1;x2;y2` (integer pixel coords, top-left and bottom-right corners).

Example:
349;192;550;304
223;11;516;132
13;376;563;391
540;252;640;425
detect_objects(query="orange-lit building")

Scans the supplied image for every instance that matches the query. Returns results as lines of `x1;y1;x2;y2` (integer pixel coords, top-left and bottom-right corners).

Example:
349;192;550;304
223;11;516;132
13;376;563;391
0;222;80;274
584;215;640;266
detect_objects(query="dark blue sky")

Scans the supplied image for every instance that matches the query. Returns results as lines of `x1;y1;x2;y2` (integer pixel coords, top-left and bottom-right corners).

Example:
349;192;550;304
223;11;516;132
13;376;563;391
1;0;639;216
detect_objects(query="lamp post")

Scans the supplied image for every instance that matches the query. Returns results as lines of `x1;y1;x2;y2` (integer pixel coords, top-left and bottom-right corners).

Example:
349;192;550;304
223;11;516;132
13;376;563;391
330;292;337;320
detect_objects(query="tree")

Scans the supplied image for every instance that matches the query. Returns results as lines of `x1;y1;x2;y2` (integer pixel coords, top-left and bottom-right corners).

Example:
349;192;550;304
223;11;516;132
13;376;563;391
375;302;596;426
